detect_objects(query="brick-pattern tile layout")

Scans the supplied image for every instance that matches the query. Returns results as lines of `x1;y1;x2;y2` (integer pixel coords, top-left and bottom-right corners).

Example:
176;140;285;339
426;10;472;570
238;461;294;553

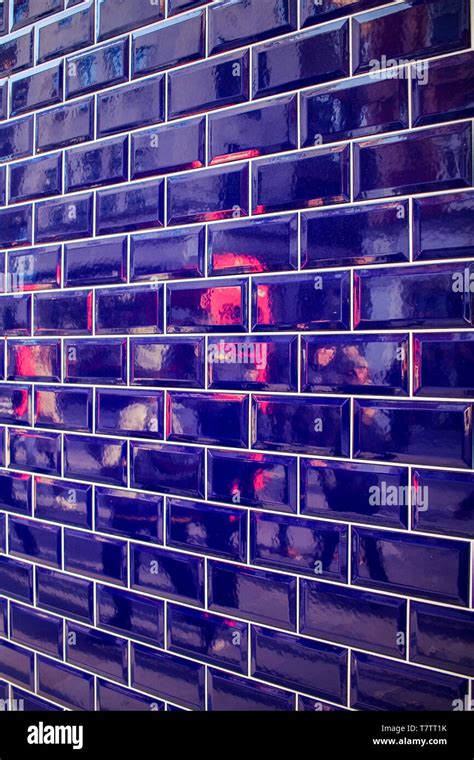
0;0;472;713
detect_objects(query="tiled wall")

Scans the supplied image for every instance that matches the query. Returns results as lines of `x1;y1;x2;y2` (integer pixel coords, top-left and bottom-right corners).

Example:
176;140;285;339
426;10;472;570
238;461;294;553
0;0;472;713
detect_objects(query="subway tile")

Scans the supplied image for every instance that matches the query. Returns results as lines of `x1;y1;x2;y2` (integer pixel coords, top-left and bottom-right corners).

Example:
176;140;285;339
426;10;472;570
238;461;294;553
9;515;61;567
414;332;474;398
97;584;164;646
0;555;33;602
9;153;62;203
36;98;94;153
10;603;63;657
252;271;350;331
253;22;349;98
168;50;249;120
130;337;205;388
64;528;128;585
35;193;94;243
13;0;63;30
97;77;165;137
301;580;407;658
351;652;468;711
38;1;94;63
131;642;205;710
131;441;205;498
410;602;474;676
95;285;163;335
132;10;205;78
0;640;34;688
64;434;127;486
209;0;296;54
64;338;127;385
98;0;164;41
34;290;92;335
65;137;128;192
0;116;33;163
412;51;474;127
96;180;165;235
352;527;470;606
167;391;248;447
300;0;394;26
96;389;164;439
354;123;473;200
131;227;205;282
167;163;249;225
208;336;298;392
352;0;470;75
208;668;295;711
0;31;34;78
0;205;32;248
97;679;164;711
413;191;474;262
66;38;129;98
0;383;31;425
34;385;92;431
65;238;127;287
0;471;32;516
208;560;297;631
9;428;61;475
131;543;204;606
168;604;248;673
66;621;128;683
11;62;63;116
167;498;247;562
166;279;248;334
96;486;163;543
11;686;63;711
35;477;92;528
411;468;474;540
353;399;474;469
37;656;94;711
7;246;61;291
131;118;205;180
36;567;93;622
7;339;59;383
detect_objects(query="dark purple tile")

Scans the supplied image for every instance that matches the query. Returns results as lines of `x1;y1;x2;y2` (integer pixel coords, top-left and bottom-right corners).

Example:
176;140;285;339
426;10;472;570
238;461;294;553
410;602;474;676
0;205;32;248
209;0;296;54
65;136;128;192
253;21;349;98
0;116;33;163
131;642;205;710
64;528;128;585
96;389;164;440
132;10;205;77
208;560;296;631
11;687;64;712
97;585;164;646
413;191;474;261
414;332;474;397
38;2;94;63
7;340;61;382
35;477;92;528
64;434;127;486
167;391;248;448
66;38;129;98
412;469;474;540
66;621;128;683
131;118;205;180
65;238;127;287
98;0;164;40
8;246;61;292
13;0;63;30
352;0;470;75
64;338;127;385
34;290;92;335
131;337;205;388
351;652;468;711
131;227;205;282
38;656;94;711
352;527;470;606
0;555;33;602
302;334;409;395
95;285;163;335
9;428;61;475
208;669;295;711
96;180;165;234
36;98;94;152
0;640;33;688
252;271;350;332
166;279;248;334
0;31;33;78
168;49;249;119
35;193;93;243
167;163;249;225
11;603;65;657
301;580;406;658
96;486;162;544
208;336;298;392
302;200;409;269
36;567;93;622
11;62;63;116
0;383;31;425
301;0;394;26
131;441;205;499
97;679;164;711
9;515;61;567
35;386;92;431
0;471;32;516
131;543;204;607
208;449;297;514
9;153;62;203
412;50;474;127
354;122;473;200
167;498;247;562
97;77;164;137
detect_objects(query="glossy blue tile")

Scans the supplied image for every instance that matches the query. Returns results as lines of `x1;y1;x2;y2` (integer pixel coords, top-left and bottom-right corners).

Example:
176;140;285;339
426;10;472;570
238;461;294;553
208;214;298;276
98;0;164;41
130;337;205;388
352;527;470;606
167;279;248;334
35;477;92;528
0;116;33;163
0;205;32;248
66;621;127;683
6;341;57;383
352;0;470;75
0;383;30;424
353;399;474;469
254;146;350;214
300;459;409;528
96;180;165;235
208;336;298;392
301;580;406;658
168;163;249;226
35;193;93;243
38;1;94;63
251;511;347;580
253;21;349;98
168;604;248;673
65;136;128;192
0;640;33;688
412;469;474;540
38;656;94;711
209;0;296;55
11;686;63;711
351;652;468;711
34;290;92;335
11;62;63;116
34;385;92;431
354;262;474;329
95;285;163;335
9;428;61;475
167;498;247;562
64;434;127;486
208;668;294;711
96;486;162;544
36;567;93;622
7;246;61;292
96;389;164;440
252;271;350;331
131;441;205;499
412;50;474;127
301;0;394;26
1;31;33;80
65;237;127;286
66;38;129;98
97;679;164;711
64;528;127;585
0;471;31;516
354;123;473;200
97;77;164;137
302;334;409;395
131;118;205;180
36;98;94;152
410;602;474;676
132;10;205;78
209;95;297;166
97;584;164;646
208;560;296;631
168;50;249;120
413;191;474;262
64;338;127;384
13;0;63;30
252;626;347;704
131;543;204;607
131;227;205;282
167;392;248;447
9;515;61;567
414;332;474;398
0;555;33;602
131;642;205;710
10;603;62;657
208;449;297;514
301;200;409;269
